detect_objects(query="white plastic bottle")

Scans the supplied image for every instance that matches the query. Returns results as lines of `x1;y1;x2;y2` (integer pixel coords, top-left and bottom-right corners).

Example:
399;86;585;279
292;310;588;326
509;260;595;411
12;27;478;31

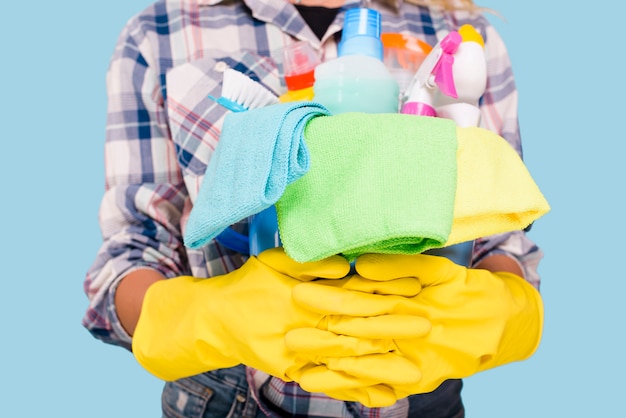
401;24;487;128
434;24;487;127
313;7;399;114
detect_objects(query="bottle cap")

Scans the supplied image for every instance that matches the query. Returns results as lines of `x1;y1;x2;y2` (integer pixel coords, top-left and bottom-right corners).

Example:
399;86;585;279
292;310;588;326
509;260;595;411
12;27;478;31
282;41;320;91
382;33;432;93
338;8;383;60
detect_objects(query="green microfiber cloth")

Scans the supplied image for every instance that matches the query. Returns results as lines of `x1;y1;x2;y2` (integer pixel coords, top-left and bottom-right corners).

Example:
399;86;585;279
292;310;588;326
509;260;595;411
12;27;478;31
276;113;458;262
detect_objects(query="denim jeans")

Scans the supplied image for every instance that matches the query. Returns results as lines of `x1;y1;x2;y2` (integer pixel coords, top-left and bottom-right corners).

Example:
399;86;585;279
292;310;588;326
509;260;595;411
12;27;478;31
161;365;464;418
162;366;262;418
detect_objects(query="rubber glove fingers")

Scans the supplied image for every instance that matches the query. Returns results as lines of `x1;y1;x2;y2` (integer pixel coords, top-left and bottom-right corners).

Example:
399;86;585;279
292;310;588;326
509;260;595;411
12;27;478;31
319;314;431;339
257;247;350;281
297;365;381;392
294;281;423;316
316;275;422;297
285;328;398;358
296;367;400;408
356;253;461;286
298;353;422;396
352;252;544;393
325;353;423;386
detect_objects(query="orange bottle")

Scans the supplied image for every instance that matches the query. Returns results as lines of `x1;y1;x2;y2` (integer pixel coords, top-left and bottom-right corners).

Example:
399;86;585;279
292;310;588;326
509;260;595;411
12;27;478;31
279;41;320;102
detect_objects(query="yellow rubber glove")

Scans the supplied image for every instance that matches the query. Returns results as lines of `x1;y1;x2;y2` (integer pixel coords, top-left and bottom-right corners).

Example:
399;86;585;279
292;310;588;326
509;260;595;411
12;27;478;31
132;248;429;389
283;274;428;407
289;253;543;399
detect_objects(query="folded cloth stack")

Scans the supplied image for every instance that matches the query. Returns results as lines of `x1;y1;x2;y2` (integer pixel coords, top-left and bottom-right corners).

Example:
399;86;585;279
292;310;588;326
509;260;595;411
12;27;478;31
183;103;550;263
277;113;550;262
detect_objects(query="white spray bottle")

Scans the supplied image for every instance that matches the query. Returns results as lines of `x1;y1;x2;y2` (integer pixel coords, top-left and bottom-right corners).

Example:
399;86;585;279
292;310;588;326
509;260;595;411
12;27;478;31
401;24;487;128
434;24;487;127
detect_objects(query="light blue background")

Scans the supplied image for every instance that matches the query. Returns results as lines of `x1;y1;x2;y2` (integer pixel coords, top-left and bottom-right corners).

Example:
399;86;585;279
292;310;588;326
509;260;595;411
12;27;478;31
1;1;622;416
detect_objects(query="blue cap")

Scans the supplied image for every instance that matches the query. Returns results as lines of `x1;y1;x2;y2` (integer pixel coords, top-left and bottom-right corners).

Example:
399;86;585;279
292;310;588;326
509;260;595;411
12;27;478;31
338;8;383;61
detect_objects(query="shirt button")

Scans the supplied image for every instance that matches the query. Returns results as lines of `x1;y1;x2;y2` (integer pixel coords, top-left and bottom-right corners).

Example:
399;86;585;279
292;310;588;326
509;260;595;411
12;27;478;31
236;393;246;403
214;61;229;72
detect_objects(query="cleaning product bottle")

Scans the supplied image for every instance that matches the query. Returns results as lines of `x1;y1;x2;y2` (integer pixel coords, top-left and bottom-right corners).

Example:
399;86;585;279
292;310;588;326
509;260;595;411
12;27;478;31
381;33;432;95
401;24;486;128
279;41;320;102
313;7;400;114
434;24;487;127
400;30;462;118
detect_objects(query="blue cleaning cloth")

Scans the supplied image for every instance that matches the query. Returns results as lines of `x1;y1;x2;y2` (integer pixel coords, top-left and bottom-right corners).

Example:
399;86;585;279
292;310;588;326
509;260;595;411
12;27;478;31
184;101;330;249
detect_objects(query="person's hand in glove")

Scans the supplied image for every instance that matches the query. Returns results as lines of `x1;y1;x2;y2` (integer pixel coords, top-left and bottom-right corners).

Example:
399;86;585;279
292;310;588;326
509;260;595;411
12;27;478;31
283;272;432;406
288;253;543;399
131;247;431;400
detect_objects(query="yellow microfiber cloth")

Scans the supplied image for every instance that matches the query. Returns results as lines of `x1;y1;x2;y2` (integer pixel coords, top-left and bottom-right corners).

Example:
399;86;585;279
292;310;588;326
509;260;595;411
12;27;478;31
444;126;550;246
276;113;459;262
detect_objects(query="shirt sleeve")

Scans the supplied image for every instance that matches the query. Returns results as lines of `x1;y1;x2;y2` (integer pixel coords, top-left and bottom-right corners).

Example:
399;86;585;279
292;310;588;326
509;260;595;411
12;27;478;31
82;16;191;350
469;18;545;290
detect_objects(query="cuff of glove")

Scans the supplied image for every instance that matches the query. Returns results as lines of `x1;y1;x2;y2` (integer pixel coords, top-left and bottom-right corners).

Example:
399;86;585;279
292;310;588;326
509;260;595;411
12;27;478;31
132;276;237;381
481;272;544;370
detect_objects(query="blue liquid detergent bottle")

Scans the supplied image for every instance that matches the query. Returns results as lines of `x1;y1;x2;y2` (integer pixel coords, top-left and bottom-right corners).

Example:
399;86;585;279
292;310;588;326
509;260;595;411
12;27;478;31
313;7;399;114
